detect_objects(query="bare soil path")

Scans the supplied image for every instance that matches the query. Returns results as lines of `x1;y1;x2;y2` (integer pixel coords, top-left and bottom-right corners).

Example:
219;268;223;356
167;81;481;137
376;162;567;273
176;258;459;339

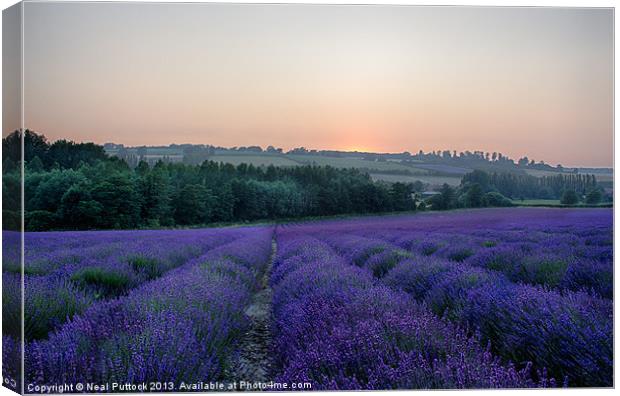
226;238;277;387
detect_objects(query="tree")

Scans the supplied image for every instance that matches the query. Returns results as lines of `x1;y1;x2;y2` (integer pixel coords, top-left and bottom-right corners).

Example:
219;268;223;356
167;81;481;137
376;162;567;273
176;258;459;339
461;170;490;191
411;180;425;192
30;169;86;213
585;188;603;204
26;210;58;231
560;189;579;205
27;156;45;173
173;184;213;225
390;182;415;211
464;183;484;208
485;192;512;207
90;174;140;228
137;167;173;226
57;184;104;229
428;184;456;210
210;182;235;222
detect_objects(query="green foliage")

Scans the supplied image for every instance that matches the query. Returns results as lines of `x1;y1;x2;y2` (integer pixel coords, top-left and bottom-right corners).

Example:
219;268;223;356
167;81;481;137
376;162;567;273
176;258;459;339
464;183;484;208
10;130;428;231
90;173;140;228
26;210;58;231
71;267;131;298
137;166;173;225
450;169;595;210
173;184;213;225
25;282;92;340
29;169;86;213
484;192;513;207
461;170;490;191
447;248;474;262
585;188;603;204
389;182;416;211
4;129;108;170
27;156;45;172
3;210;20;231
59;184;103;227
560;189;579;205
518;257;569;288
10;130;603;230
368;250;411;278
127;256;162;280
427;184;456;210
3;171;21;218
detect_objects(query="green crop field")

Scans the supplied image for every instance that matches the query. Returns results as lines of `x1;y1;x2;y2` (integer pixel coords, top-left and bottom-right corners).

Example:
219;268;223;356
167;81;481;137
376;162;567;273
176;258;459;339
209;154;299;167
370;173;461;186
287;154;429;174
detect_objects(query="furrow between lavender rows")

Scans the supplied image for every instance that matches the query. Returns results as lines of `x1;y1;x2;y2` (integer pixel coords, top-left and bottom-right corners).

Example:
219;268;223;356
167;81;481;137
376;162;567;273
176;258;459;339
18;227;274;386
3;228;247;343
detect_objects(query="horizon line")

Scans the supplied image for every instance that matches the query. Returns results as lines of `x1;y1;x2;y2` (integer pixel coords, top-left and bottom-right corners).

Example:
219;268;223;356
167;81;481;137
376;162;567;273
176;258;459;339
4;129;613;169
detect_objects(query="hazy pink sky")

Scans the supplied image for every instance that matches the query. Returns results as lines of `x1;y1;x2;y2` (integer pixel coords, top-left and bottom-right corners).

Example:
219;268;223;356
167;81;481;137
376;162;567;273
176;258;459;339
4;3;614;167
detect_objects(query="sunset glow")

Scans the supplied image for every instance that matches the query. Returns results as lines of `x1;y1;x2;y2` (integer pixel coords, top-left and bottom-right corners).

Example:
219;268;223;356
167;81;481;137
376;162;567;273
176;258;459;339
3;3;613;167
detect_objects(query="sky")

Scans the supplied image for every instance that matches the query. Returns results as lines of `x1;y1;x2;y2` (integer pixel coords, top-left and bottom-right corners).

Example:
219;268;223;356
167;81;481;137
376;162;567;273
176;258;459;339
3;2;614;167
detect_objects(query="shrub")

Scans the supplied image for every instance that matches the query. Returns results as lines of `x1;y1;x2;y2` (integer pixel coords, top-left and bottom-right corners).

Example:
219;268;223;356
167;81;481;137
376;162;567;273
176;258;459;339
484;192;513;207
560;190;579;205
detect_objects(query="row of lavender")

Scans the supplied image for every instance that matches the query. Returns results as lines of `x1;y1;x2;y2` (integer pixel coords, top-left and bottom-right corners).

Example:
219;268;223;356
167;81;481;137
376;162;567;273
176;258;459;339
270;232;541;389
3;227;274;387
4;228;244;342
272;208;613;388
3;207;612;390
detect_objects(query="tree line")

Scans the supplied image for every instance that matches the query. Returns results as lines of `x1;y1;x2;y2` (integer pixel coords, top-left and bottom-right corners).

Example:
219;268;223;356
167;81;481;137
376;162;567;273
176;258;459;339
3;131;420;231
2;131;608;231
427;170;605;210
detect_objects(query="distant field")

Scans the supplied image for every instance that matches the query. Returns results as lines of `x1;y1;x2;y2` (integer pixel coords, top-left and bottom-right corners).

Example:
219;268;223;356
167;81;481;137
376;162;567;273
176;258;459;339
512;199;612;207
412;163;472;175
524;168;614;182
210;154;299;167
591;173;614;182
146;147;184;155
522;169;561;177
370;173;461;186
288;154;429;174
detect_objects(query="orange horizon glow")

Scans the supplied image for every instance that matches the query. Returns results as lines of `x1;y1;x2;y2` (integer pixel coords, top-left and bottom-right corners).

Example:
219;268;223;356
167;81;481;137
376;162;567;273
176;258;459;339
3;3;613;167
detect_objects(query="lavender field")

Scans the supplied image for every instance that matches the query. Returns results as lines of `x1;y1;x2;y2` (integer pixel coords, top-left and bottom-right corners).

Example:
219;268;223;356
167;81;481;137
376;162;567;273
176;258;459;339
3;208;613;390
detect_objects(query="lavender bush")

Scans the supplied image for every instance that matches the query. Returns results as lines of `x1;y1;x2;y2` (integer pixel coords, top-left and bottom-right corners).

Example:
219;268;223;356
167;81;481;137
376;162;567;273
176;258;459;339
285;208;612;387
5;207;612;389
271;233;538;389
23;228;273;385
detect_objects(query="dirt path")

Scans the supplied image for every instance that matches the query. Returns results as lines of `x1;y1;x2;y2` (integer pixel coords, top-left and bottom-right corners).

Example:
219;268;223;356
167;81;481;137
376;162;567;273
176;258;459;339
226;238;277;386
